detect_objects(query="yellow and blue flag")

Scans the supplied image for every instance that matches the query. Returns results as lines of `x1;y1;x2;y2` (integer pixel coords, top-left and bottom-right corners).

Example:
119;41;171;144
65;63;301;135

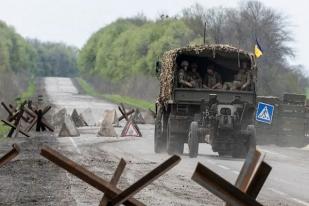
254;39;263;58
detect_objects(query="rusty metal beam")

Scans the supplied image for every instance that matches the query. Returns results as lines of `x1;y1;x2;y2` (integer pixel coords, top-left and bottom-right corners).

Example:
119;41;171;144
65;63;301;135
118;105;129;121
40;146;144;206
235;149;264;192
100;159;126;206
246;161;272;199
0;144;20;168
24;106;37;118
192;163;263;206
42;105;52;115
1;120;30;137
25;117;38;132
8;110;22;122
118;109;134;122
41;118;54;132
109;155;181;206
14;120;21;138
1;102;14;117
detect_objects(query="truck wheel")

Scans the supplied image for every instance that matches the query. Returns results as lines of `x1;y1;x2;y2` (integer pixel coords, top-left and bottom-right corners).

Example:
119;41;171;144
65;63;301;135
232;125;256;158
167;118;184;155
154;109;167;153
188;121;199;158
232;144;246;158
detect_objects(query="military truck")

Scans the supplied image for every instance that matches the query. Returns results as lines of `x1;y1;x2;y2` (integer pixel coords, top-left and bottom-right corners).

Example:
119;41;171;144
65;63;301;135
256;93;309;147
154;44;257;158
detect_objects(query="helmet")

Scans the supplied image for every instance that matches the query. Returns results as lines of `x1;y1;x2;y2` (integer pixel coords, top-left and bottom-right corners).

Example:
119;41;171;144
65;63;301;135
181;60;189;67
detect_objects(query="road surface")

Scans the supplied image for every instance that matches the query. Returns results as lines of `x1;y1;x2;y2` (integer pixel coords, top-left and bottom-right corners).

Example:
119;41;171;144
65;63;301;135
1;77;309;206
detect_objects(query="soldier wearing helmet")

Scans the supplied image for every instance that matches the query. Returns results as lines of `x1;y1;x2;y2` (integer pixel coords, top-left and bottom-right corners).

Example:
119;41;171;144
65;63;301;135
203;65;222;89
223;61;251;90
178;60;193;88
232;61;251;90
188;63;202;88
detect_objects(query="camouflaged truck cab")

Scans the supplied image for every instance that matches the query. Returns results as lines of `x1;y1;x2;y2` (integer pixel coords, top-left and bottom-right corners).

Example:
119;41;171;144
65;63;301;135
154;44;257;158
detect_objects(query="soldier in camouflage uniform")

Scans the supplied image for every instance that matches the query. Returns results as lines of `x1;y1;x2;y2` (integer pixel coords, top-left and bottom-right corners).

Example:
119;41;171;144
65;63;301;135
233;61;251;90
188;63;202;88
178;60;193;88
203;65;222;89
223;61;251;90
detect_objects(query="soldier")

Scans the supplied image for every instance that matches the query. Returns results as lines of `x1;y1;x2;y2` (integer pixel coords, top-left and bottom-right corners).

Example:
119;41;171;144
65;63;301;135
231;61;251;90
178;60;193;88
188;63;202;88
203;65;222;89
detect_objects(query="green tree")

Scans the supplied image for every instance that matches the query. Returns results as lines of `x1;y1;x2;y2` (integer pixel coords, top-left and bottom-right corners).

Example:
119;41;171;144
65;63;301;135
77;1;309;96
0;20;36;73
28;39;79;77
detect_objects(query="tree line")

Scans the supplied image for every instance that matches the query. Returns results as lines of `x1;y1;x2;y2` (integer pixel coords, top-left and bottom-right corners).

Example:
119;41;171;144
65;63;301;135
78;1;309;96
0;20;79;77
0;21;36;73
28;39;79;77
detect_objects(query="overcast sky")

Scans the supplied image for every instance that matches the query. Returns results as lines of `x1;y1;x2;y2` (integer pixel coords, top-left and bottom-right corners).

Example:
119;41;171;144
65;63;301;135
0;0;308;71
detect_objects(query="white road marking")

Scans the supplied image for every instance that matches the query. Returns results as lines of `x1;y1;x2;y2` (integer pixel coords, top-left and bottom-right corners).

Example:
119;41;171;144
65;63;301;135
232;170;240;175
268;188;309;206
206;160;216;165
217;164;230;170
289;198;309;206
268;188;287;196
272;177;292;185
259;149;288;158
69;137;81;154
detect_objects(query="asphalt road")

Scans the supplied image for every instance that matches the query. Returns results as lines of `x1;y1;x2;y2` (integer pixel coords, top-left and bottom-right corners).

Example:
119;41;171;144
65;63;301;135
1;77;309;206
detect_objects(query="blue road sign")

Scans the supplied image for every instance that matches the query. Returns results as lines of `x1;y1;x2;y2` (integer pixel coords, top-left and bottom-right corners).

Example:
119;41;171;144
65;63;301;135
256;102;274;124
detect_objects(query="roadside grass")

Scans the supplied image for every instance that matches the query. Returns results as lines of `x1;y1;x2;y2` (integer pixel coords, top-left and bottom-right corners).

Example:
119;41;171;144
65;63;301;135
17;80;36;104
306;88;309;99
0;122;9;141
0;79;36;140
76;78;155;110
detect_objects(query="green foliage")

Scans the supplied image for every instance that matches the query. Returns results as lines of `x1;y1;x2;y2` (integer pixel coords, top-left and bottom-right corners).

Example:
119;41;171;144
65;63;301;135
28;39;79;77
0;79;35;140
76;78;97;96
306;88;309;98
0;20;79;77
78;2;309;97
76;78;154;110
0;20;36;73
78;18;196;81
0;122;9;140
18;79;36;104
103;94;155;111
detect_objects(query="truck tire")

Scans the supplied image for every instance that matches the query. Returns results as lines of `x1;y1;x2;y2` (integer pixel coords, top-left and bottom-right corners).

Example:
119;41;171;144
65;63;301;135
188;121;199;158
167;118;184;155
232;125;256;158
154;109;167;153
232;144;246;158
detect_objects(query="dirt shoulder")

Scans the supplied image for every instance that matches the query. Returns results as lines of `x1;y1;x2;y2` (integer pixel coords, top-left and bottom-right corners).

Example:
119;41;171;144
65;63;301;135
0;135;76;206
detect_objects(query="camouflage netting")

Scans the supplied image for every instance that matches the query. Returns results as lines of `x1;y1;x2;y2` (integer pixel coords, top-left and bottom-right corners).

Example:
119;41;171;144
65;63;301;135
158;44;256;104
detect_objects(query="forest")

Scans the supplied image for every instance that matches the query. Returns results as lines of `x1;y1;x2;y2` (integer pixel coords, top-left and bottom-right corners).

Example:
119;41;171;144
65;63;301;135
28;39;78;77
0;1;308;101
0;20;78;77
78;1;309;97
0;20;79;118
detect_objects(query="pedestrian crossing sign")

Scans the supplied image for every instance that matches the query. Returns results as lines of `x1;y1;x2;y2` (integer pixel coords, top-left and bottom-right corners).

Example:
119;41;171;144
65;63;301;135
256;102;274;124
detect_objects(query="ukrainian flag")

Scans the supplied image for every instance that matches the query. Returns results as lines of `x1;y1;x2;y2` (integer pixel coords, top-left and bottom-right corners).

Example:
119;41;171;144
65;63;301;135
254;39;263;58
